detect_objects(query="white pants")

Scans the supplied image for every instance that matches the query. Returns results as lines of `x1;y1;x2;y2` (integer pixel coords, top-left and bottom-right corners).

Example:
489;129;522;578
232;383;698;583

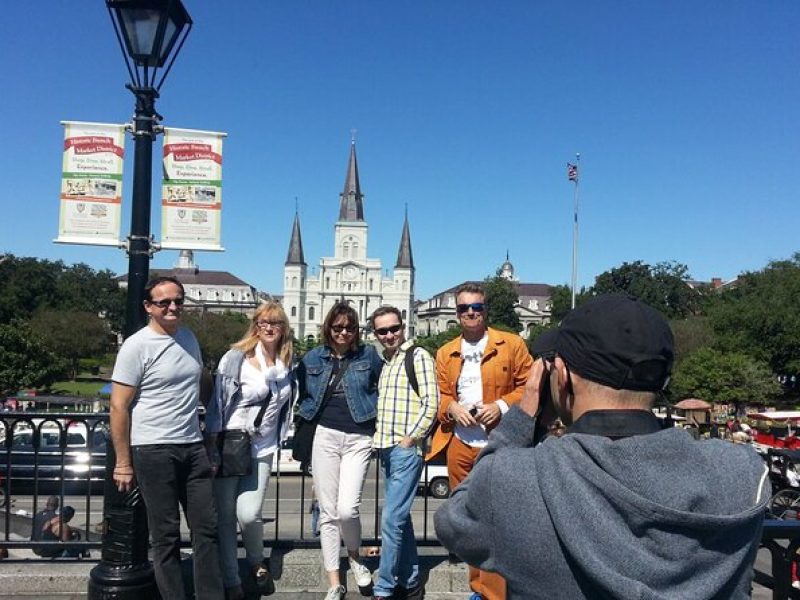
311;424;373;572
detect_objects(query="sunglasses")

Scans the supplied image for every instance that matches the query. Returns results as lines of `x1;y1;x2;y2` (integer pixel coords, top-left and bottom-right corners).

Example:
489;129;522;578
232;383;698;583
149;297;184;309
256;320;284;329
374;324;402;336
456;302;485;314
331;324;357;334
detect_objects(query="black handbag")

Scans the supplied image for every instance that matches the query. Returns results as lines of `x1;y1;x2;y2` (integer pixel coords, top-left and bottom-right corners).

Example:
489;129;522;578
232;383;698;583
217;429;252;477
292;358;351;467
217;390;273;478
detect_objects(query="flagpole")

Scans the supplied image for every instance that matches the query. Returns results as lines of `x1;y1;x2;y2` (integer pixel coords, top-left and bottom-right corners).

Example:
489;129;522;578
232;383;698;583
570;153;580;309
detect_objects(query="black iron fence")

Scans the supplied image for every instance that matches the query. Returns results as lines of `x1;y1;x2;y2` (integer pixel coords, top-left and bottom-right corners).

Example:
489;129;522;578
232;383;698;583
2;411;799;599
0;411;445;557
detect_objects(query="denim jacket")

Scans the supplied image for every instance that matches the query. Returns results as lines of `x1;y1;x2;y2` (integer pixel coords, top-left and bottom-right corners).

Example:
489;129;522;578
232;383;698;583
205;348;297;440
296;344;383;423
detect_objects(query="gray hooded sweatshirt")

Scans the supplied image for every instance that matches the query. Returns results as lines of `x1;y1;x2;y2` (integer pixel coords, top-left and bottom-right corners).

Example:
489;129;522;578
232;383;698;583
435;407;770;599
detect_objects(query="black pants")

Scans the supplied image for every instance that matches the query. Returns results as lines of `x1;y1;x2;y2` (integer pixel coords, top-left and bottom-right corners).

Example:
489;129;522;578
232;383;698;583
132;442;224;600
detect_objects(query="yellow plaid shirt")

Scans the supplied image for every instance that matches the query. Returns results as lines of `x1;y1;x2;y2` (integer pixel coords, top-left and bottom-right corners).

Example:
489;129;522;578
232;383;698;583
374;340;439;449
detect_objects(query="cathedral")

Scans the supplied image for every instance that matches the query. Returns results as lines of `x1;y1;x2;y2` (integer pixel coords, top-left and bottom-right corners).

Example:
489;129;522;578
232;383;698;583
283;141;415;340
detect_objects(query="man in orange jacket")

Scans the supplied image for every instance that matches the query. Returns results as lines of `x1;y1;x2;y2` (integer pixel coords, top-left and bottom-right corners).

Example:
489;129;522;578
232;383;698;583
427;283;532;600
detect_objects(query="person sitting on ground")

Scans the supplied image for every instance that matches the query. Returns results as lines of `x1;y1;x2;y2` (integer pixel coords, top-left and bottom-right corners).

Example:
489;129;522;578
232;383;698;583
36;506;81;558
31;495;59;542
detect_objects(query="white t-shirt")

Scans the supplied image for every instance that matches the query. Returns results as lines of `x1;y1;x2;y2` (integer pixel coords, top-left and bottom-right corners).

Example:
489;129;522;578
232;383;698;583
454;334;489;448
112;325;203;446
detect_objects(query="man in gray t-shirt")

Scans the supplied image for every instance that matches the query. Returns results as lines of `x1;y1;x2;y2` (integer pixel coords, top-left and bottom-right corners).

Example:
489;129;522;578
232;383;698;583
110;276;223;600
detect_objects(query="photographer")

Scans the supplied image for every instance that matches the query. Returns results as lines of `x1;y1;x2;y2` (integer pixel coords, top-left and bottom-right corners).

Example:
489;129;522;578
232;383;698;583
435;295;770;599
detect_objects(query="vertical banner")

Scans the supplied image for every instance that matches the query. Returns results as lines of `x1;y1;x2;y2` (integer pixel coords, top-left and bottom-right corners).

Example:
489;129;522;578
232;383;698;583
55;121;125;246
160;127;226;251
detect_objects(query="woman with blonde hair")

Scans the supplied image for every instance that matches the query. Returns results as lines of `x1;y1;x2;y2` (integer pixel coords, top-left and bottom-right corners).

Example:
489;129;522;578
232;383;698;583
296;302;383;600
205;302;297;600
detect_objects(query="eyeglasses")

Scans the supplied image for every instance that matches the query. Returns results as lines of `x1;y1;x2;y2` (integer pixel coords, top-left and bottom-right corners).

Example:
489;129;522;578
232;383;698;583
256;320;284;329
374;324;402;336
456;302;485;314
331;324;357;334
149;297;184;309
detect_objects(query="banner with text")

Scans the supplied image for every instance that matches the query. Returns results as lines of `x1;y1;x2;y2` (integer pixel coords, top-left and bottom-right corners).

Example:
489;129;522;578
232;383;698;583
161;127;225;251
55;121;125;246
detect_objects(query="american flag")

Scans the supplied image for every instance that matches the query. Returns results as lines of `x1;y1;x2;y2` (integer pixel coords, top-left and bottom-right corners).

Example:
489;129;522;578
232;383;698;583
567;163;578;181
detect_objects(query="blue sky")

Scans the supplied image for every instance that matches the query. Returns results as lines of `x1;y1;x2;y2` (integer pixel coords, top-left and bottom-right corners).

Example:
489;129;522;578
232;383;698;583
1;2;798;300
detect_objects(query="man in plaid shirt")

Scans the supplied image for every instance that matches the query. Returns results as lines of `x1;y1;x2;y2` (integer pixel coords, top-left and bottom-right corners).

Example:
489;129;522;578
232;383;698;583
370;306;439;600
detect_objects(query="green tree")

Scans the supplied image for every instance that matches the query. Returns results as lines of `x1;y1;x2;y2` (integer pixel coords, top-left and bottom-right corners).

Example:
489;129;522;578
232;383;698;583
414;327;461;357
549;283;590;322
484;274;522;332
591;260;701;319
29;309;111;380
0;322;66;394
56;264;126;333
182;311;249;369
669;347;780;407
670;316;716;366
0;255;62;323
707;254;800;374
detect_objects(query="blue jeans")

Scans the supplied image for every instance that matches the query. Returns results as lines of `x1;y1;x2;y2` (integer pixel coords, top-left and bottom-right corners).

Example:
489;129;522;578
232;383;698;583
132;442;223;600
213;455;273;588
374;445;424;597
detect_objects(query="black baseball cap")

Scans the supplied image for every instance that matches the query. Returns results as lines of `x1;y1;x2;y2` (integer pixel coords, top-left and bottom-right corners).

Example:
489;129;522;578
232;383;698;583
551;294;674;391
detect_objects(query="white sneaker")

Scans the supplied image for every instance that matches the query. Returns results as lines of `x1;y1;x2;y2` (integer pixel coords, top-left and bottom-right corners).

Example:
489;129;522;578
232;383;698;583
324;584;346;600
349;557;373;587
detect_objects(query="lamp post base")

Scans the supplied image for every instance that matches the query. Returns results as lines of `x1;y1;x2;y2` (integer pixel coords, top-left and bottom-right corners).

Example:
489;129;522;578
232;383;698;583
88;563;159;599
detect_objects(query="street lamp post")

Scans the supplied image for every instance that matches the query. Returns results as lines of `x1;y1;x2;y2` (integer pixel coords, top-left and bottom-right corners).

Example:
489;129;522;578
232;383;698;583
88;2;191;598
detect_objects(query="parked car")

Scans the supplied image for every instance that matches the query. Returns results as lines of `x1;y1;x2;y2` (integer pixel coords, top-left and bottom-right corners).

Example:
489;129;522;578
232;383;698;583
419;456;450;499
0;420;107;493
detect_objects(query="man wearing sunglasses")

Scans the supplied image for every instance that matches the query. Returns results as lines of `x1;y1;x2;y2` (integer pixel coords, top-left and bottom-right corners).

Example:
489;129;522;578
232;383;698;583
110;276;223;600
370;306;439;600
435;295;769;599
427;283;532;600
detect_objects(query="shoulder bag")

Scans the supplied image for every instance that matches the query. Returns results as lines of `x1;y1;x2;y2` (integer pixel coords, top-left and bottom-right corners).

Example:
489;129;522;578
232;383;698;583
217;389;273;478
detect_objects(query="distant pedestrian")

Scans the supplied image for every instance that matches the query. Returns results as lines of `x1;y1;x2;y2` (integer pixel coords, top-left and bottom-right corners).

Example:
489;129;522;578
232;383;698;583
31;495;59;541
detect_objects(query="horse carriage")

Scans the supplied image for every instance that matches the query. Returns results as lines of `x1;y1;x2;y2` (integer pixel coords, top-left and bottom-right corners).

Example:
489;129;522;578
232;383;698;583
748;412;800;519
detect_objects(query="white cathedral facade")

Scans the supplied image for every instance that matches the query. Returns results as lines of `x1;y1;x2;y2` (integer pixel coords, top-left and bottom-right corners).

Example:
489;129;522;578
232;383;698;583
283;141;415;340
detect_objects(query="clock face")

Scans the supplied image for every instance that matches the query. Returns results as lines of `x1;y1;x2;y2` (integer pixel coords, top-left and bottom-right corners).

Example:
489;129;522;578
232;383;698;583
344;266;357;280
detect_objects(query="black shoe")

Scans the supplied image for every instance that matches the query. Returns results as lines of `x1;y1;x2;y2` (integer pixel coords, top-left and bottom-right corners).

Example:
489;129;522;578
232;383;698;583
253;561;276;596
396;583;425;600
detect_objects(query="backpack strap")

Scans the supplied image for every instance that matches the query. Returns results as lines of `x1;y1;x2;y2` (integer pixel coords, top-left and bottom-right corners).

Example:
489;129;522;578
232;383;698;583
404;344;421;397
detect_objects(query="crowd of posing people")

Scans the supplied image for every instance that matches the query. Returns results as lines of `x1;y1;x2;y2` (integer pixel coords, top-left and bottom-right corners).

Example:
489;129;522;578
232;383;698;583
109;276;769;600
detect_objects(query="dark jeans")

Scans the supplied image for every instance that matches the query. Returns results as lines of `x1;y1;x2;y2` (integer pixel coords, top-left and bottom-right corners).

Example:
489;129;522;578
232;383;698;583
132;442;224;600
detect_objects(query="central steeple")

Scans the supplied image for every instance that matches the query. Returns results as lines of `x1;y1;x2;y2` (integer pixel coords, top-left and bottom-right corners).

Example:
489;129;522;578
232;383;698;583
338;140;364;222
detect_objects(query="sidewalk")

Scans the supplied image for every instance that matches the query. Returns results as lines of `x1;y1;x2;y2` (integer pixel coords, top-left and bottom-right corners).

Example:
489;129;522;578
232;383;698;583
0;546;783;599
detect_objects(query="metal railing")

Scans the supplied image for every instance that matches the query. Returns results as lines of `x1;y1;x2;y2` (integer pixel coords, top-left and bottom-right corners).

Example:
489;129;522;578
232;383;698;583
2;411;799;600
0;411;444;556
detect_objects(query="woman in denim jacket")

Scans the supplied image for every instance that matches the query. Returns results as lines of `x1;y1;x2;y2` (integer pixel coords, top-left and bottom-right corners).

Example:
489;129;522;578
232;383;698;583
205;302;297;600
296;302;383;600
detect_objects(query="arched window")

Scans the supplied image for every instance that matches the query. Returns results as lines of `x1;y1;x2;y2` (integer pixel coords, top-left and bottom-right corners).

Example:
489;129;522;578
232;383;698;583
402;280;407;291
369;279;374;291
292;276;297;287
309;307;315;320
352;241;359;257
401;309;407;320
342;242;349;258
325;277;330;289
291;306;297;317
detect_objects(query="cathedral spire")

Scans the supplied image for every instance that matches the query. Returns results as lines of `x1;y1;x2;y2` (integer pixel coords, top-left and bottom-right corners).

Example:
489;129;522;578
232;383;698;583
285;211;306;265
338;140;364;221
395;209;414;269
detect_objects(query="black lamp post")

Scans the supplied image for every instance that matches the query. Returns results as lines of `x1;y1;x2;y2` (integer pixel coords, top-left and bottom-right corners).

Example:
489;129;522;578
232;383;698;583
88;2;191;598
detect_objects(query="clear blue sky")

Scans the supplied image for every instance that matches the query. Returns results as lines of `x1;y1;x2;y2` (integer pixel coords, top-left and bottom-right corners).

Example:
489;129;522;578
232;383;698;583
2;2;798;300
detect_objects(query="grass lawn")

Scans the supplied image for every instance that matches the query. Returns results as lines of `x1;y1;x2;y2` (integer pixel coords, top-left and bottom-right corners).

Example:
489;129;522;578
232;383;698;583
50;378;107;398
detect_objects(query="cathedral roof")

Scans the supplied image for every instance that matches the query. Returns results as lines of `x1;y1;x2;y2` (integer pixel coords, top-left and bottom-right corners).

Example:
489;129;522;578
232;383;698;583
395;214;414;269
285;212;306;265
338;141;365;221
